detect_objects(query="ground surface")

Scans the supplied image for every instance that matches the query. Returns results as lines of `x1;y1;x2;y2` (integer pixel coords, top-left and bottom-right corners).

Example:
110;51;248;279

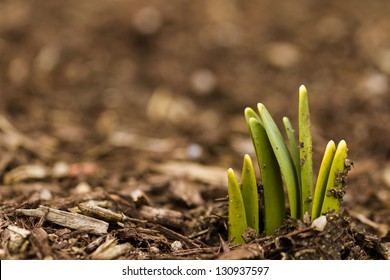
0;0;389;259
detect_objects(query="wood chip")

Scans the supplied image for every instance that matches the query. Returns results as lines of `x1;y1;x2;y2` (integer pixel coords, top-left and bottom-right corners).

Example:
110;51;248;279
85;236;107;253
91;238;132;260
169;179;204;206
78;200;123;223
217;243;264;260
139;205;184;228
116;226;168;244
152;224;201;249
16;205;109;235
171;247;220;258
30;228;53;259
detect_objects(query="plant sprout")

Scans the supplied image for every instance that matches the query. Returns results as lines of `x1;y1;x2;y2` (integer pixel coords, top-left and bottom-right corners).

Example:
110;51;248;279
228;85;351;244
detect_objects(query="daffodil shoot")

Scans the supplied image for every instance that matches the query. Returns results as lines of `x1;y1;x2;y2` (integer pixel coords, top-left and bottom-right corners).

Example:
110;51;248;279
227;85;351;244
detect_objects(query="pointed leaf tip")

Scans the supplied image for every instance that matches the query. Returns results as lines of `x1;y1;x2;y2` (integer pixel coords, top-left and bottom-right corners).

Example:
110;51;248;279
227;167;247;244
241;154;259;234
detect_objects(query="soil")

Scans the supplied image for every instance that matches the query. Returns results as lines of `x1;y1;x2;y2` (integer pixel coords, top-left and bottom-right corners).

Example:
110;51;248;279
0;0;389;260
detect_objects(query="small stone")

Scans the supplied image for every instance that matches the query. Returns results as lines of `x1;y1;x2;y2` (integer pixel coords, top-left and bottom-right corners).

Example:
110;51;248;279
171;240;183;251
149;246;160;254
311;215;327;231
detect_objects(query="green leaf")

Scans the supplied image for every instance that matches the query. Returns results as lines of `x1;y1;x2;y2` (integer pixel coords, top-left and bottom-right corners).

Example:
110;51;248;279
246;116;285;235
298;85;314;217
241;154;259;234
320;140;348;215
311;140;336;220
283;117;301;193
258;103;300;218
227;168;247;244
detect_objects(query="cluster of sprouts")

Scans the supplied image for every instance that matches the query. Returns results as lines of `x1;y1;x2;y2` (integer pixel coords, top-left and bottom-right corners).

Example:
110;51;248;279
228;85;351;244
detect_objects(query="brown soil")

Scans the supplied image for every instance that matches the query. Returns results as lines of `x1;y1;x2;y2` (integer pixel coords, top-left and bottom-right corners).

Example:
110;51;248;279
0;0;389;260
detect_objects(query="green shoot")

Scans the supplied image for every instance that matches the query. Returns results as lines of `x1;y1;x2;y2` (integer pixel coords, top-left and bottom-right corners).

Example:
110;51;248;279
246;114;285;236
311;140;336;220
241;154;259;234
258;103;300;218
227;85;350;242
227;168;247;244
298;85;314;217
320;140;348;215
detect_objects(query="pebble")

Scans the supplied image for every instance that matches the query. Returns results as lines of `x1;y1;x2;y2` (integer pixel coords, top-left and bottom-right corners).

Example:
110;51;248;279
311;215;327;232
171;240;183;251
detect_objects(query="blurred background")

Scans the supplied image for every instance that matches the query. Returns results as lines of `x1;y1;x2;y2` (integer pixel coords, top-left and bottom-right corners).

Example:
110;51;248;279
0;0;389;223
